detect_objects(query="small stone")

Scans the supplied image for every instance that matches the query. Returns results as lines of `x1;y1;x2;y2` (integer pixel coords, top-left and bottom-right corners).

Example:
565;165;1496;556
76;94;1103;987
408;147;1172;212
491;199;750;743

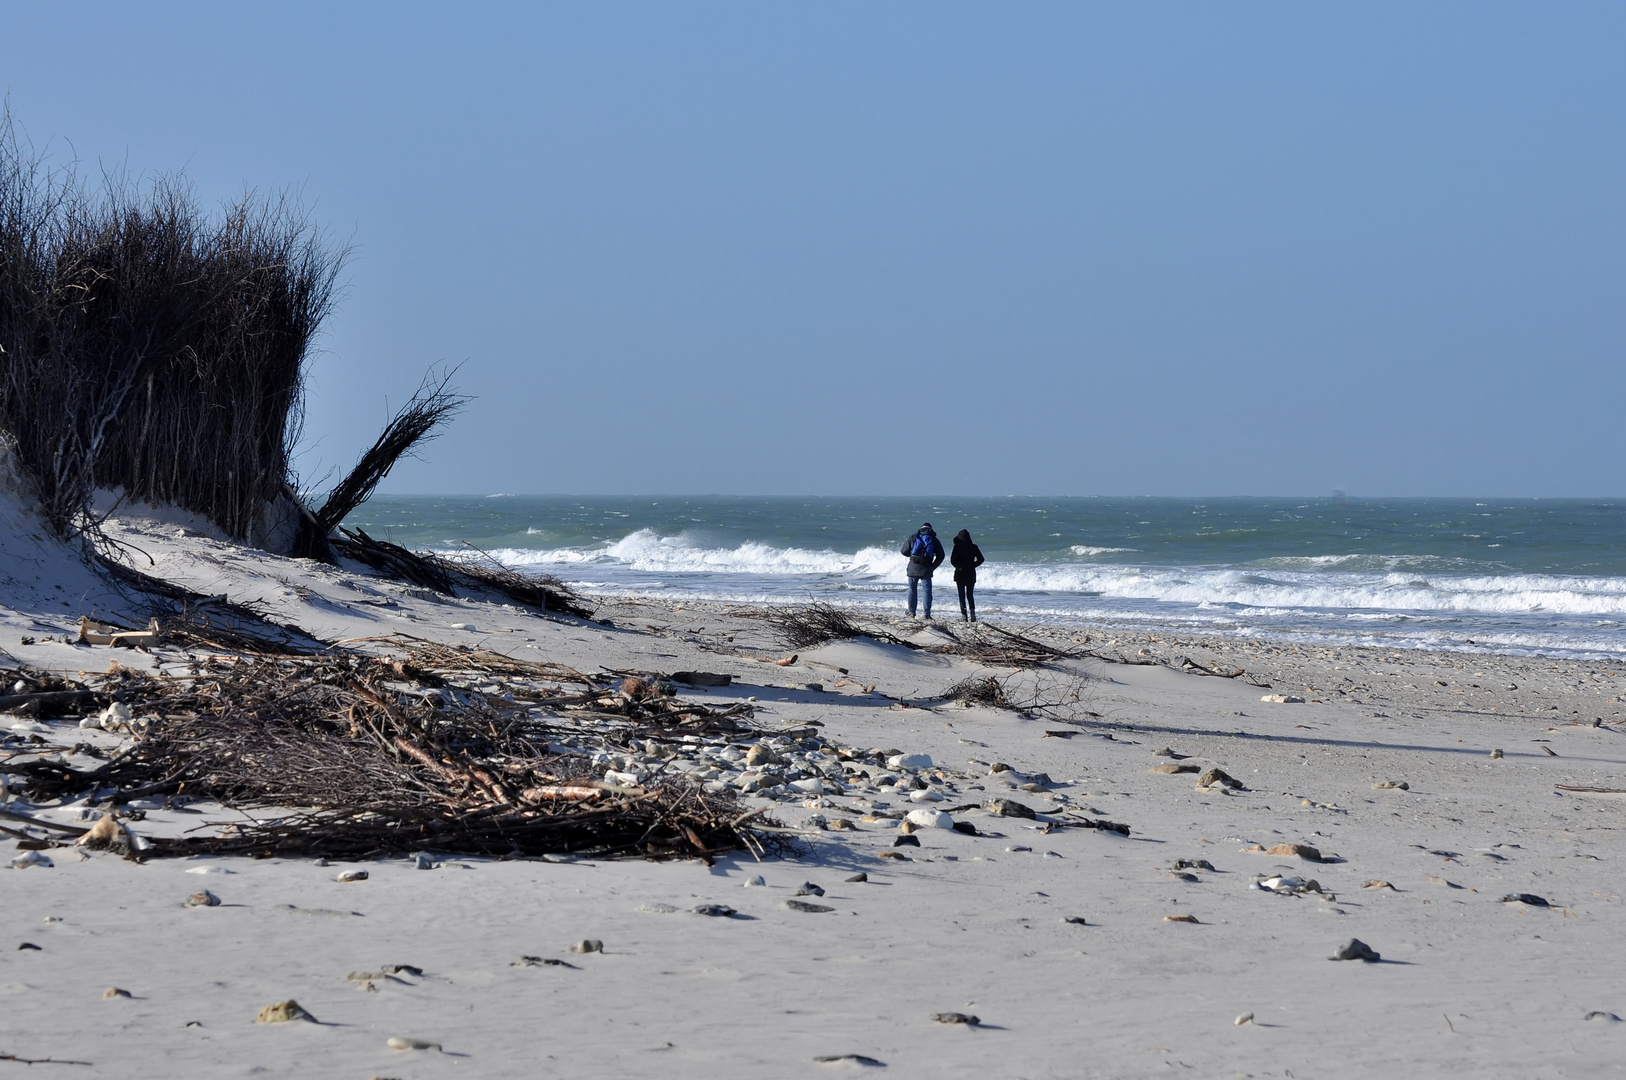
1265;843;1322;861
355;979;377;992
1197;767;1243;790
185;891;221;908
1329;938;1380;961
255;1000;314;1023
693;904;736;917
894;834;920;848
1362;880;1395;890
814;1054;886;1066
413;852;437;870
1169;871;1199;882
10;851;52;869
932;1012;980;1026
568;939;604;953
1151;763;1199;775
786;900;835;913
1501;893;1549;906
1152;747;1182;758
1260;694;1304;703
1163;914;1200;923
336;869;369;882
845;873;868;883
1062;916;1087;925
387;1036;443;1051
637;903;680;914
1235;1012;1254;1026
1490;748;1504;759
888;753;933;770
905;808;953;830
984;797;1036;819
1171;859;1215;871
102;987;130;999
1584;1011;1622;1022
17;942;41;951
795;882;825;897
1371;780;1409;790
742;875;767;887
951;821;979;836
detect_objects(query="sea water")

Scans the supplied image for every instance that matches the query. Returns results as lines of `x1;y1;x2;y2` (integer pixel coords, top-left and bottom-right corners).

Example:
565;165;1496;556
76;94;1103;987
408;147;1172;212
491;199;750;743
341;496;1626;659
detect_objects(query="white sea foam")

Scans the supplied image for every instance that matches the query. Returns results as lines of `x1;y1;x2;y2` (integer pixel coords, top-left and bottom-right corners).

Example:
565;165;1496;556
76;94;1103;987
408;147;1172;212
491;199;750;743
1069;545;1138;556
480;530;1626;621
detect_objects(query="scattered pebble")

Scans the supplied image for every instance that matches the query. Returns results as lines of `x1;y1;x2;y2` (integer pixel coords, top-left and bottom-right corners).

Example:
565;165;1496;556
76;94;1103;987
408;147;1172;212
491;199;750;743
1164;915;1200;923
512;956;577;968
387;1036;443;1051
1152;747;1184;758
905;808;953;830
10;851;52;869
1362;880;1395;890
1235;1012;1254;1026
795;882;825;897
786;900;835;913
846;873;868;883
637;903;680;914
1584;1011;1621;1022
1197;768;1244;790
17;942;41;951
102;987;130;999
569;939;604;954
1371;780;1410;790
1260;843;1322;861
185;890;221;908
814;1053;886;1066
1260;694;1304;704
743;875;767;887
1151;763;1199;775
1006;845;1032;853
985;798;1036;819
184;865;232;875
336;869;369;882
693;904;736;917
413;853;438;870
932;1012;980;1026
1171;859;1215;872
1490;748;1504;759
1329;938;1380;962
1062;916;1088;925
893;835;920;848
1501;893;1549;906
255;1000;314;1024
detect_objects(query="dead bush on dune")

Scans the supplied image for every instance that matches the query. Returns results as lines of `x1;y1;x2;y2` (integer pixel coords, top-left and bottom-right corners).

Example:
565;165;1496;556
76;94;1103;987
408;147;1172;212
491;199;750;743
0;109;343;540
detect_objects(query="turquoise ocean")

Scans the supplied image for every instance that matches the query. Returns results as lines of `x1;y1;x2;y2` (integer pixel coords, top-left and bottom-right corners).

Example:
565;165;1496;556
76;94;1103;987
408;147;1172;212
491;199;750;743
342;496;1626;660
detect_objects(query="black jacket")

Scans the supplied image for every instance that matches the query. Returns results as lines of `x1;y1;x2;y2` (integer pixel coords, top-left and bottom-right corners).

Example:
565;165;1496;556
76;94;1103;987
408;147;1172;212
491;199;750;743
950;533;985;584
901;527;945;578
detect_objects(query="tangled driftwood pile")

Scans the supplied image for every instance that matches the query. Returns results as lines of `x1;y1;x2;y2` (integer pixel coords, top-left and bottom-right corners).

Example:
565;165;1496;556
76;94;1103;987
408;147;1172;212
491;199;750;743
0;640;783;862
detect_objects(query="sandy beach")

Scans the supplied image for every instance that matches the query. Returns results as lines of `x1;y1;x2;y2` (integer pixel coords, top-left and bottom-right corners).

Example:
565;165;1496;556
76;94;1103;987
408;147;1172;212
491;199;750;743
0;505;1622;1079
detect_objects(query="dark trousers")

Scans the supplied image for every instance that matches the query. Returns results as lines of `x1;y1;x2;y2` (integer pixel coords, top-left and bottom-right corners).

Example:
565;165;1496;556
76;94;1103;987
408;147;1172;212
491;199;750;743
956;580;976;620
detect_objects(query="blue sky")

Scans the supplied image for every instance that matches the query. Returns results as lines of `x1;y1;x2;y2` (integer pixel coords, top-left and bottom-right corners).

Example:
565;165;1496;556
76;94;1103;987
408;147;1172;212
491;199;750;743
2;3;1621;496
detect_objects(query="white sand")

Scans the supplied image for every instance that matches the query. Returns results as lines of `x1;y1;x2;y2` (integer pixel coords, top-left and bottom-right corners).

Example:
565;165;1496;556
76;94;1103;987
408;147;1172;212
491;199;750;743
3;502;1626;1077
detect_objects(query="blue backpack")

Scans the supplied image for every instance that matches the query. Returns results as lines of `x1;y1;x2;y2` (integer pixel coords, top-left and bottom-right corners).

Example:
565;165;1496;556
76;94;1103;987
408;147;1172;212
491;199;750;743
909;532;934;559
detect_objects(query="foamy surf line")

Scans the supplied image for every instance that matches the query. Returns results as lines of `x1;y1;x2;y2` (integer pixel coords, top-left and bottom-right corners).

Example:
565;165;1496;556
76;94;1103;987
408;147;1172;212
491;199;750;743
435;530;1626;660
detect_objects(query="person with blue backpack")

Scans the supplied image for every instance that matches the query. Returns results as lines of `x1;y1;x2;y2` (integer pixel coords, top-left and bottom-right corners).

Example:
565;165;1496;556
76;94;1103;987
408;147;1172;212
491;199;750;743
900;522;946;618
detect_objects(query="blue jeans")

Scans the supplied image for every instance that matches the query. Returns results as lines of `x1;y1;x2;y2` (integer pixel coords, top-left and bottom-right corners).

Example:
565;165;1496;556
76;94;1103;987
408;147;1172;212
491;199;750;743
908;575;932;617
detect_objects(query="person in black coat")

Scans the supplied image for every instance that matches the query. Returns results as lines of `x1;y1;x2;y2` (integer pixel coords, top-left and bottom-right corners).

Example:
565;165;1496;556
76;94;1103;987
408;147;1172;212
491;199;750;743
950;529;985;622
